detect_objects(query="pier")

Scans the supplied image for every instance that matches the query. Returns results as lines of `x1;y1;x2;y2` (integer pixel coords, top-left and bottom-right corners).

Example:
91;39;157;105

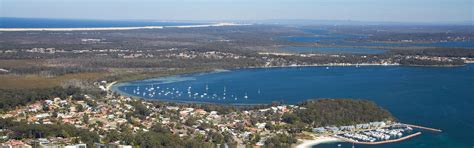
404;124;442;132
334;132;422;145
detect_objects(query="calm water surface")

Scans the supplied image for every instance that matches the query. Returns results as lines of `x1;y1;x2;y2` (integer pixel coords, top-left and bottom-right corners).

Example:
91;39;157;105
282;46;386;54
282;28;474;48
115;64;474;148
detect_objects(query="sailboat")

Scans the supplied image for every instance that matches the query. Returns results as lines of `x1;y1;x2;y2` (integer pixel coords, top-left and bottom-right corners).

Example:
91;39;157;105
222;86;227;100
223;86;226;96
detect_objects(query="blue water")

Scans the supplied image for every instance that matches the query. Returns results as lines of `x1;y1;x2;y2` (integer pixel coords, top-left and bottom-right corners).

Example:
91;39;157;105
115;64;474;148
284;35;474;48
282;29;474;48
0;17;203;28
282;46;386;54
335;41;474;48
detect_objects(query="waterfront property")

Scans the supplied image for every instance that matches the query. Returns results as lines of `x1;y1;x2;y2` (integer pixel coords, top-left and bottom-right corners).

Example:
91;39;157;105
311;121;442;145
115;64;474;147
281;46;386;54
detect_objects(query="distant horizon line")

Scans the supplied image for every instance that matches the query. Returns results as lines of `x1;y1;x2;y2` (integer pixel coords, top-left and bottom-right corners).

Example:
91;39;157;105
1;16;473;26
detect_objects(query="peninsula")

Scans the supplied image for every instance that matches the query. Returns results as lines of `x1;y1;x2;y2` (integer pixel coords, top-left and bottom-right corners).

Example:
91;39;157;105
0;23;244;31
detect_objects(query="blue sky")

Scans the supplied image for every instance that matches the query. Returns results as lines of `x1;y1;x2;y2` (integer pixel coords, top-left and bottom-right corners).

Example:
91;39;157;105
1;0;472;23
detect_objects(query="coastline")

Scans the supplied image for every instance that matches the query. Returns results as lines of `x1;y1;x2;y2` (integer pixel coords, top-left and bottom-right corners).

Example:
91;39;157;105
334;132;422;145
108;63;473;105
255;63;401;68
105;81;117;91
109;81;269;106
108;64;396;92
0;23;247;31
109;62;471;96
296;136;341;148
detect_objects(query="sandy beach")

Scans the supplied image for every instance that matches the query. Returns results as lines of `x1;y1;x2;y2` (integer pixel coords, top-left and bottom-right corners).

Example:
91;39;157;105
296;136;341;148
105;81;118;92
0;23;246;31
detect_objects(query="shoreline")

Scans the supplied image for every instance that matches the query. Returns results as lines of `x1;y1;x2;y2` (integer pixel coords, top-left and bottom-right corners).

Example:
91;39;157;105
296;136;341;148
105;81;117;91
108;64;397;94
109;63;471;99
334;132;422;145
254;63;400;68
110;64;389;83
109;81;269;106
0;23;247;31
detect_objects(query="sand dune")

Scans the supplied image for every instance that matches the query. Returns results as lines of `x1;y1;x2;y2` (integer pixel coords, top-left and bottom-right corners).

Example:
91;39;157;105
0;23;247;31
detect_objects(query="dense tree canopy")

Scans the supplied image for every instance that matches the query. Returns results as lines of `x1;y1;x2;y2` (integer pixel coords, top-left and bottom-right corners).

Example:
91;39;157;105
0;87;86;112
0;118;99;145
288;99;394;127
265;133;297;147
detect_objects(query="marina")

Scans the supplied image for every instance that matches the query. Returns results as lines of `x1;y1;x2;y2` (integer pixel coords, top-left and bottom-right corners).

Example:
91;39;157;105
114;64;474;147
334;132;422;145
404;124;442;132
1;2;472;146
313;122;440;146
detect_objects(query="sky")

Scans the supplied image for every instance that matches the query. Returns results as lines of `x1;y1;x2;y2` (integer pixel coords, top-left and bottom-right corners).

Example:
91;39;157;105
1;0;473;23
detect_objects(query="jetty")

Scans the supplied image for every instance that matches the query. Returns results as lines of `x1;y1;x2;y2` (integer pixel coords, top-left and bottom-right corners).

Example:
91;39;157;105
404;124;442;132
334;132;422;145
